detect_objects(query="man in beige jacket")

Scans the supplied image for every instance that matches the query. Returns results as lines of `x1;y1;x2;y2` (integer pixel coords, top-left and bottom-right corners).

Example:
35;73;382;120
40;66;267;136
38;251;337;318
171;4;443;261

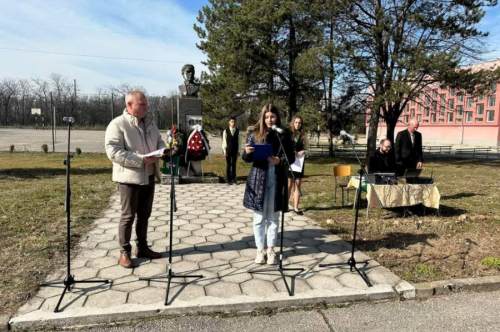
105;90;166;268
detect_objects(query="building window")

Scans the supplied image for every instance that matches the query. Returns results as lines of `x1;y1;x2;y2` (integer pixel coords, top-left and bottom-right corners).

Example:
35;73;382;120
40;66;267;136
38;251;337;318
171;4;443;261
418;104;422;112
488;95;495;107
432;101;437;111
425;108;430;116
410;109;415;117
417;114;422;122
487;110;495;122
448;99;454;109
440;106;445;116
467;98;474;108
431;113;436;123
478;92;484;101
448;113;453;122
458;93;464;102
423;120;429;123
476;118;483;123
439;119;445;123
490;82;497;93
450;88;455;97
425;95;430;105
477;103;484;115
456;118;462;123
404;115;409;123
440;93;446;104
456;105;463;116
432;90;438;99
466;112;473;122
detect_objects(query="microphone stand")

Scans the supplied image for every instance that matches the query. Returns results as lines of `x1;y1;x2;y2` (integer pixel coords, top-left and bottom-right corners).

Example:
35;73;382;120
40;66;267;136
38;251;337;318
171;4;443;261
140;142;203;305
249;130;304;296
319;136;383;287
39;118;109;312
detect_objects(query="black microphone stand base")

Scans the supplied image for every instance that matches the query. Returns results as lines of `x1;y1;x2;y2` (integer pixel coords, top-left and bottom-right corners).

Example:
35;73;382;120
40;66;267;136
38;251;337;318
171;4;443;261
319;257;372;287
140;269;203;306
40;276;110;313
249;259;304;296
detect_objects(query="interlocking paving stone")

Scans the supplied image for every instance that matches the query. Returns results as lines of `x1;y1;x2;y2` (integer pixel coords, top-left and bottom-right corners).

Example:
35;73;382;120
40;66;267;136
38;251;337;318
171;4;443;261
14;184;404;325
206;281;242;298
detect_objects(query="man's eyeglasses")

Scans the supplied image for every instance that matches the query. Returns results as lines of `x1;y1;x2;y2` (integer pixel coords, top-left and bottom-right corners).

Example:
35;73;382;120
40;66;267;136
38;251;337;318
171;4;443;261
383;145;392;149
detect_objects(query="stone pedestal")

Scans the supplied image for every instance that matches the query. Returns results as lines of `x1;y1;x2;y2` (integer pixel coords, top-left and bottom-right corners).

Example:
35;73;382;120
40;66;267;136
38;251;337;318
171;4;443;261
177;98;202;133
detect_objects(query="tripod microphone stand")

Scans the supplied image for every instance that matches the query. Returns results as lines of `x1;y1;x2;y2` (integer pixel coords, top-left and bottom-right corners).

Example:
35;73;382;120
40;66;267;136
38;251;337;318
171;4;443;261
140;140;203;305
319;136;383;287
39;117;109;313
249;130;304;296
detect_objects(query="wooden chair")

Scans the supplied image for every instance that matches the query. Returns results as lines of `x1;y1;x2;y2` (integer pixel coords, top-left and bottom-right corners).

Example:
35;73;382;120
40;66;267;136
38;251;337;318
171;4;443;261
334;165;356;206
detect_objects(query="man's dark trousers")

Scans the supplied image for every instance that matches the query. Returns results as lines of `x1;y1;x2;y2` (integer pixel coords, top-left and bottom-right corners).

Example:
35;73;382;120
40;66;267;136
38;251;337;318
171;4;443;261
226;153;238;182
118;175;155;254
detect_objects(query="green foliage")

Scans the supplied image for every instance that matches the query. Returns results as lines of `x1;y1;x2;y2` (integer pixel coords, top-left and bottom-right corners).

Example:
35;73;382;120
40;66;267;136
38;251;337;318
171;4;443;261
482;257;500;270
195;0;327;131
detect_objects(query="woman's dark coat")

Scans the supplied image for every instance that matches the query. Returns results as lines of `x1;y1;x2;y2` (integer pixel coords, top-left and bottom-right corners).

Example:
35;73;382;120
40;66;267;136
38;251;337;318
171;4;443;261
242;130;295;212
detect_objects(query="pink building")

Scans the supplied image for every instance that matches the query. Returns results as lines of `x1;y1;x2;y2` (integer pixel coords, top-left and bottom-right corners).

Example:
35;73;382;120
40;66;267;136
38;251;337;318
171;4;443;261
371;60;500;146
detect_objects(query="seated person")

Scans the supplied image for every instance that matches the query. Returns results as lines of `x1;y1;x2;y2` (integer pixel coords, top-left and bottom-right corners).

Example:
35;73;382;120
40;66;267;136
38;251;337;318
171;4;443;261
369;138;396;174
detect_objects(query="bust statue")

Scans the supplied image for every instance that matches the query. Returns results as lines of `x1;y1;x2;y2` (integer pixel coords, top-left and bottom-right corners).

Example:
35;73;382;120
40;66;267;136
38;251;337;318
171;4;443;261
179;64;200;98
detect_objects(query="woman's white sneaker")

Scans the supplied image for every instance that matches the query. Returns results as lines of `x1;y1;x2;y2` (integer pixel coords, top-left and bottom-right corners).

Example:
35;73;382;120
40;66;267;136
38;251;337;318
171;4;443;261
267;248;278;265
255;248;266;264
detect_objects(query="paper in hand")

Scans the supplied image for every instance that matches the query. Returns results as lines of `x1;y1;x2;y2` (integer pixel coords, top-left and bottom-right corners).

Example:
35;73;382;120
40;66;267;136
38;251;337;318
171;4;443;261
143;148;167;158
290;155;304;172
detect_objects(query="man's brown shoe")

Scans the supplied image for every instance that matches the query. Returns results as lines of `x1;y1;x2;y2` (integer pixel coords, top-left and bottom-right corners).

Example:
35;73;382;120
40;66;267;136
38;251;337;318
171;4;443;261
135;247;162;259
119;252;134;268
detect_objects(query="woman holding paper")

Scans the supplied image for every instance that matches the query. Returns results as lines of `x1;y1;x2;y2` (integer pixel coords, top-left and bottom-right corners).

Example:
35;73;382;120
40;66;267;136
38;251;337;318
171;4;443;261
242;104;295;265
287;115;310;215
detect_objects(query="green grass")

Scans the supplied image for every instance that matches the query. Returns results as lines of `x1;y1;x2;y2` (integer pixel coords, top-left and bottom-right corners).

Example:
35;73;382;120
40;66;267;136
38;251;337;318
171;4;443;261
0;152;116;316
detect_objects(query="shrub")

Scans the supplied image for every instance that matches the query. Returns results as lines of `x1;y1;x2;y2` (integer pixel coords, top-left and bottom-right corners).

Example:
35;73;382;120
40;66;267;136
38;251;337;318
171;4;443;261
481;257;500;270
41;144;48;153
9;145;14;152
75;148;82;155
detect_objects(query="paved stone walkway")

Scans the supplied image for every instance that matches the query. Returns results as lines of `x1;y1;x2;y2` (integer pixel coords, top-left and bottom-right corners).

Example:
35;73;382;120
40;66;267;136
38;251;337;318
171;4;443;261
11;184;409;330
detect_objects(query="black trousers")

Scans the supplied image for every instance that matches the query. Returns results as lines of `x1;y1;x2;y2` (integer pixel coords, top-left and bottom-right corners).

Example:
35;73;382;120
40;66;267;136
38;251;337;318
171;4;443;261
226;152;238;181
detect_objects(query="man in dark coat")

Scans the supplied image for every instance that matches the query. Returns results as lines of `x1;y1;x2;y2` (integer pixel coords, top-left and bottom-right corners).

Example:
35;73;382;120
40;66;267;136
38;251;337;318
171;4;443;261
369;138;396;174
395;119;423;176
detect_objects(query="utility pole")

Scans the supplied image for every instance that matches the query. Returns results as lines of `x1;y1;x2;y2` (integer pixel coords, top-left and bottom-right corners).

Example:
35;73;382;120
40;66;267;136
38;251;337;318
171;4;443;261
51;92;55;152
73;79;77;118
111;93;114;120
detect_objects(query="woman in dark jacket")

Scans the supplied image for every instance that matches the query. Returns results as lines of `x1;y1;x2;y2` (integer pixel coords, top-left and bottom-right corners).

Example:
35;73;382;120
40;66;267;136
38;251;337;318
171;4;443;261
242;104;295;265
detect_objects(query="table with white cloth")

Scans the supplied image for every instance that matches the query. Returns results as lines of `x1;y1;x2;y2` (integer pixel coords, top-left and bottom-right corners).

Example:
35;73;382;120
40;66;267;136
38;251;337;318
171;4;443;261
347;177;441;215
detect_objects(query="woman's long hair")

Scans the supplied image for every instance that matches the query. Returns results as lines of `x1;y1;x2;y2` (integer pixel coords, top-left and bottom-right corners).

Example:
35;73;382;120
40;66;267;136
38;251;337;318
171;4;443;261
254;104;282;143
289;115;305;143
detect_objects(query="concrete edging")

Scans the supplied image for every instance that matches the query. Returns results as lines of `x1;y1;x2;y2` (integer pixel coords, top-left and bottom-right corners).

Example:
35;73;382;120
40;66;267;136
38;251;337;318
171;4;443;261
9;287;397;331
413;275;500;299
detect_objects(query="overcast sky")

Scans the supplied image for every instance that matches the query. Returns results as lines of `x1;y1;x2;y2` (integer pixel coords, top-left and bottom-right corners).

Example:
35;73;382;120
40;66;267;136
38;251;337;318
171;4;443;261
1;0;500;95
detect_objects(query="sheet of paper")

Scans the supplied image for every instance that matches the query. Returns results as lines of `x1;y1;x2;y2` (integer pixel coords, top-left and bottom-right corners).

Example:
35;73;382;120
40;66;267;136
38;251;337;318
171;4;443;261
143;148;166;158
290;155;304;172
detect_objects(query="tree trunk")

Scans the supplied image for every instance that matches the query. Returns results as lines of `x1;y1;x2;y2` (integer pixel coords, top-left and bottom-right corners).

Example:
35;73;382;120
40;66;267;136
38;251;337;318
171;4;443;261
366;107;380;167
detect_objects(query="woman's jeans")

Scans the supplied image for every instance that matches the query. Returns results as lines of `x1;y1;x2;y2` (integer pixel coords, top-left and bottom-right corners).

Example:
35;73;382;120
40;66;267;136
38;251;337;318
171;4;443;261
253;164;279;249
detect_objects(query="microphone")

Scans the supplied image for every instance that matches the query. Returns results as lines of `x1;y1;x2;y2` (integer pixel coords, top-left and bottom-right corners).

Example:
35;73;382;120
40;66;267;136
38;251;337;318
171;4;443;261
63;117;75;123
340;130;355;141
271;125;284;134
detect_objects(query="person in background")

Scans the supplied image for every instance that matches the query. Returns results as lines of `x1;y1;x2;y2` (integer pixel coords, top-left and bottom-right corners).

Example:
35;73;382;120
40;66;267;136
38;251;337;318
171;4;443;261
369;138;396;174
242;104;295;265
395;119;423;176
287;115;310;215
105;90;166;268
222;117;241;185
